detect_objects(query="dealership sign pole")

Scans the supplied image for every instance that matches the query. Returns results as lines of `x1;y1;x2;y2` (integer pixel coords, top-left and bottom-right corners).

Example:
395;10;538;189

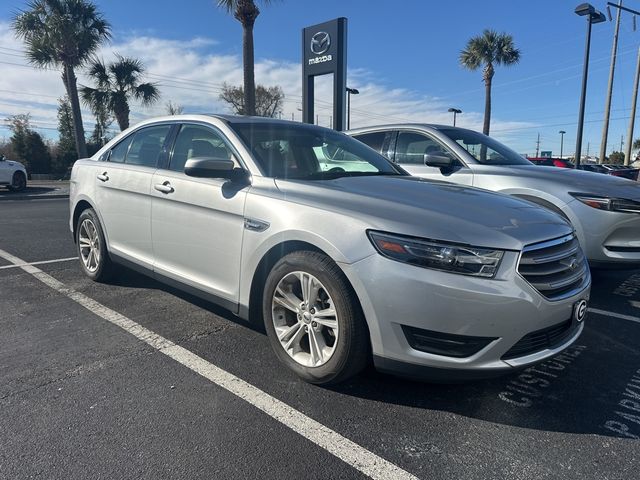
302;18;348;131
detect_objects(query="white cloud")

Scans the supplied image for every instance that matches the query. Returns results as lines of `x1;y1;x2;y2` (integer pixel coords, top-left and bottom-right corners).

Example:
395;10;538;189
0;21;534;146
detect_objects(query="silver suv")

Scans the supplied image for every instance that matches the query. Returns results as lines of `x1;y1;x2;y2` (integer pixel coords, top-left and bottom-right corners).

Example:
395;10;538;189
70;115;590;384
349;125;640;267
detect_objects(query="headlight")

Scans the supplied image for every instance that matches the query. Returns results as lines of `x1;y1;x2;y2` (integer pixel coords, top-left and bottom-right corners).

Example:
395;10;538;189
569;193;640;213
367;231;504;278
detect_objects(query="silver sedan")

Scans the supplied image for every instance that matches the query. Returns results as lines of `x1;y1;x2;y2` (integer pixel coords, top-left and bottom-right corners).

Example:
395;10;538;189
349;124;640;267
70;115;590;384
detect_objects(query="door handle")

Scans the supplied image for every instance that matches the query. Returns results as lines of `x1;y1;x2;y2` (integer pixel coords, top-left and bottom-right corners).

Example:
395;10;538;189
154;181;174;194
97;172;109;182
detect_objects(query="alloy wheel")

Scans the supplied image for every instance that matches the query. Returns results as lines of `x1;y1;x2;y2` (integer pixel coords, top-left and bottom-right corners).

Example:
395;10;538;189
78;219;101;273
271;271;339;367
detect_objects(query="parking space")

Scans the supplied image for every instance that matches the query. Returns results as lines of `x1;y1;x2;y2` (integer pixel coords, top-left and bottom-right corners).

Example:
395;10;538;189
1;198;639;479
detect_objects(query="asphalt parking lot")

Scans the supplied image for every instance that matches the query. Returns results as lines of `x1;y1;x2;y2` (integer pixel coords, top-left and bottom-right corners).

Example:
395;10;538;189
1;197;639;479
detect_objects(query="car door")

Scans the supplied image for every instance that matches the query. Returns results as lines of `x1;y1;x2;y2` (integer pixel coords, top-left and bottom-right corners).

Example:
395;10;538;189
150;123;249;306
94;124;171;268
392;130;473;185
0;158;12;184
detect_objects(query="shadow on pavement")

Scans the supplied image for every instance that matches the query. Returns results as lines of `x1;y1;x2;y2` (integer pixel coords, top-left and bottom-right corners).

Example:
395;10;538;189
0;186;58;197
107;264;640;440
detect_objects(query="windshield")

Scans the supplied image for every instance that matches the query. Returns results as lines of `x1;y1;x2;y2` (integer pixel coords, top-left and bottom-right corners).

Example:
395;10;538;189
439;128;532;166
231;122;403;179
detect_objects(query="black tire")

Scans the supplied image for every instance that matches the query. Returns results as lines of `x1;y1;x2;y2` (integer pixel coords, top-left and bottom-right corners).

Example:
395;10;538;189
263;251;369;385
76;208;115;282
8;171;26;192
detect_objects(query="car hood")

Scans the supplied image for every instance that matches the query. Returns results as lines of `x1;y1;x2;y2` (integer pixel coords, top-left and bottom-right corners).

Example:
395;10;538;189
477;165;640;200
4;160;25;169
274;175;572;251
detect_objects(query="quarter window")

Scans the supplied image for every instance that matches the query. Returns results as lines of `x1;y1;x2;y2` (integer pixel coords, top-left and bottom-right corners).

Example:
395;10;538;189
108;136;133;163
395;131;454;165
169;125;235;172
353;132;387;156
125;125;171;167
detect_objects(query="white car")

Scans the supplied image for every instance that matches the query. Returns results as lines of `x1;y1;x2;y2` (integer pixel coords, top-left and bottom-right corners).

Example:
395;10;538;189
0;156;27;191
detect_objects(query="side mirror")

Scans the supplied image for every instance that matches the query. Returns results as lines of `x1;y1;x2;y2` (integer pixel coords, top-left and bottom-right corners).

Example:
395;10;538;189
424;153;453;168
184;157;236;179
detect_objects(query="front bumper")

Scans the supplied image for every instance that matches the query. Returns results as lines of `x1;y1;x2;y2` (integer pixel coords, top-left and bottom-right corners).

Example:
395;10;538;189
564;200;640;266
339;250;590;380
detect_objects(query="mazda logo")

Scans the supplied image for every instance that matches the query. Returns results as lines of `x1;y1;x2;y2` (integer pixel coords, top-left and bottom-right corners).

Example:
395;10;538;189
311;31;330;55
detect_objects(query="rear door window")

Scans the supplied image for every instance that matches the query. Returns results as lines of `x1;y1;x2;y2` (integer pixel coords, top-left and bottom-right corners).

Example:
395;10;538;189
125;125;171;167
352;132;387;155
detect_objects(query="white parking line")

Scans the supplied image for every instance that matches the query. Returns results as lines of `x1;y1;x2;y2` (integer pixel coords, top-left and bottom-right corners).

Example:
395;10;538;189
588;308;640;324
0;256;77;270
0;247;418;480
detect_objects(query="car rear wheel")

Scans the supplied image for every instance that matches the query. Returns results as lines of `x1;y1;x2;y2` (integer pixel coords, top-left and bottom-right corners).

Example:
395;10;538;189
263;251;369;385
8;171;26;192
76;208;115;282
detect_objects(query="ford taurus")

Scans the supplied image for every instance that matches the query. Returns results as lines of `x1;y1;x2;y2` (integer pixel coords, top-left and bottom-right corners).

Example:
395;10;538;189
70;115;590;384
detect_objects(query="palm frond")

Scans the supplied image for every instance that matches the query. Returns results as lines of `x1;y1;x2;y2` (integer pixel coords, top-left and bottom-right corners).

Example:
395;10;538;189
79;85;110;112
110;55;144;91
86;57;111;88
12;0;111;69
459;29;520;70
216;0;237;12
134;83;161;106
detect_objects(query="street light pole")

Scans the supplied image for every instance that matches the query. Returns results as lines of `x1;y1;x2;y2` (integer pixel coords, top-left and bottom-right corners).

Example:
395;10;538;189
559;130;566;159
574;3;606;168
346;87;359;130
448;107;462;126
599;0;622;164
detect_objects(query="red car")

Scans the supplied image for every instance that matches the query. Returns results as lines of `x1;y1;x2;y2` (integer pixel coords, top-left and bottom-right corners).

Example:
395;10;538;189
527;157;574;168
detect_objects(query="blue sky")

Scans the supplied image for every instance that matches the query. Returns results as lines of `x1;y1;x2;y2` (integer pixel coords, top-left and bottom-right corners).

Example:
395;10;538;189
0;0;639;157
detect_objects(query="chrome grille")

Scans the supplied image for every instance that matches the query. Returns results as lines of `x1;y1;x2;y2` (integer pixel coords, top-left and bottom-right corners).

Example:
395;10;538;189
518;234;589;301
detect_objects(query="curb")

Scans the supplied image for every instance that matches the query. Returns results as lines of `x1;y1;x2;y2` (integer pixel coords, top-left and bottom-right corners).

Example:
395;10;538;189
0;193;69;201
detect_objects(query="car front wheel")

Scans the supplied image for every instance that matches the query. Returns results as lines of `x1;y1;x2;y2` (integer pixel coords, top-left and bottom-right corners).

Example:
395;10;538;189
8;171;26;192
263;251;369;385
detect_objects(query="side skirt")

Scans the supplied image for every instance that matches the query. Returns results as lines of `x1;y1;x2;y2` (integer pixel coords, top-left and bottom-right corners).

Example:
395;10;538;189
110;252;245;319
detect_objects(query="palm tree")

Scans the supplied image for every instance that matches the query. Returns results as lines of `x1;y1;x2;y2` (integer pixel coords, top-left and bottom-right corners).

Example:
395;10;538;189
80;55;161;131
460;30;520;136
13;0;111;158
217;0;272;116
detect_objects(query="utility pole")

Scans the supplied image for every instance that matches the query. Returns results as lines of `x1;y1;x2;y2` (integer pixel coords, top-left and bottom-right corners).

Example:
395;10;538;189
621;134;624;152
625;46;640;165
559;130;566;158
535;133;540;157
599;0;623;164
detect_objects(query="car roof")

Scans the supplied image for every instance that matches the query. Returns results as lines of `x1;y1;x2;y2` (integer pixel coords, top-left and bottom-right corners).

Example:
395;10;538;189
128;113;331;130
347;123;480;135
